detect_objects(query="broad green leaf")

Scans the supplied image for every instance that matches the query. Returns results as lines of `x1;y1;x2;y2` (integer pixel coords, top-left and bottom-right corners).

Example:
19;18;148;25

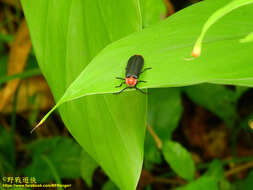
240;31;253;43
176;176;218;190
23;137;82;183
162;140;195;181
192;0;253;56
80;150;98;187
184;84;238;126
22;1;145;190
38;0;253;122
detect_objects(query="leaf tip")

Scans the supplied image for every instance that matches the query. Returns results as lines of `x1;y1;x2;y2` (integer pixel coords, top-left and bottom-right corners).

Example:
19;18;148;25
30;120;44;133
192;46;201;58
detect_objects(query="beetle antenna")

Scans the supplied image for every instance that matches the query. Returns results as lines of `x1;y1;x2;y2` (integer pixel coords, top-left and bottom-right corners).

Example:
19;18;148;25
141;67;152;74
116;77;125;80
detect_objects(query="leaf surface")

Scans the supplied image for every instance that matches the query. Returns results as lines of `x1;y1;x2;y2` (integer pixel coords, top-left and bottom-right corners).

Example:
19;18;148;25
21;1;146;189
55;0;253;107
162;140;195;181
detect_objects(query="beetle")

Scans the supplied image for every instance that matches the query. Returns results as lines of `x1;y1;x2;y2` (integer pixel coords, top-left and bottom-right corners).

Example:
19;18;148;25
115;55;151;94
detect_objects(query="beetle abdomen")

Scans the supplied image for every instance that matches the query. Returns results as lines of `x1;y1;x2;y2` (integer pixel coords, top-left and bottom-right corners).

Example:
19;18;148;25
125;55;144;78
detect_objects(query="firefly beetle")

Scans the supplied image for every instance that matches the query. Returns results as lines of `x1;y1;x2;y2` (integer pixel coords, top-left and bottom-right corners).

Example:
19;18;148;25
115;55;151;94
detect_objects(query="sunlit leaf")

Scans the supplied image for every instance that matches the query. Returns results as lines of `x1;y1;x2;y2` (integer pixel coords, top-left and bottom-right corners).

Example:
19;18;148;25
21;1;146;189
39;0;253;121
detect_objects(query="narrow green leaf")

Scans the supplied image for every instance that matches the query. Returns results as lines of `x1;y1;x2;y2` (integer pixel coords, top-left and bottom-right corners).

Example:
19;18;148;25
80;150;98;187
0;68;41;86
0;55;8;79
192;0;253;56
162;140;195;181
0;34;14;43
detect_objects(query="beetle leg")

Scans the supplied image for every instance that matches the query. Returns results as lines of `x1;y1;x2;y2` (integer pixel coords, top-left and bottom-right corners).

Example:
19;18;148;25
138;80;147;83
115;82;125;88
141;67;152;74
114;87;129;95
135;87;147;94
116;77;125;80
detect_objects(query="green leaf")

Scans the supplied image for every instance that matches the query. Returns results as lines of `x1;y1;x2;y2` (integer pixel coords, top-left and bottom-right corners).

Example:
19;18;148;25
80;150;98;187
192;0;253;56
235;86;249;100
204;159;224;182
39;0;253;120
0;34;14;43
162;140;195;181
219;179;236;190
176;176;218;190
184;84;238;126
145;88;182;164
23;137;82;183
149;88;182;140
102;181;119;190
21;0;146;190
0;68;41;86
140;0;166;28
144;133;162;165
